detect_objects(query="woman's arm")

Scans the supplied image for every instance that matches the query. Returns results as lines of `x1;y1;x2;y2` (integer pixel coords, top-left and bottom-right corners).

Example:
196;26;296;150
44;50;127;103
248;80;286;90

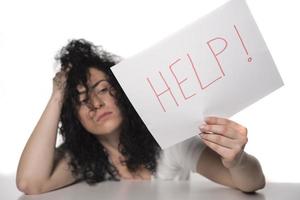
197;147;265;192
197;116;265;192
16;71;77;195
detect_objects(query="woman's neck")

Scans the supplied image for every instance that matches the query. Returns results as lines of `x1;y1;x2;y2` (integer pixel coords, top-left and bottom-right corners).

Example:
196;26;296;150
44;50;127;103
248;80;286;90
97;132;121;156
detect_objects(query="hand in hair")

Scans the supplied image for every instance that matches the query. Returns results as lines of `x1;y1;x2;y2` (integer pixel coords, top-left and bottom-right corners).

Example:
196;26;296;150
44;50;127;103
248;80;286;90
52;70;68;103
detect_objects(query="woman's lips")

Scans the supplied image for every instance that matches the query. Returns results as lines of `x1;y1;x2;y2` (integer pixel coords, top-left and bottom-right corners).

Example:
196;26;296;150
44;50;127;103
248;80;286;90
96;112;112;122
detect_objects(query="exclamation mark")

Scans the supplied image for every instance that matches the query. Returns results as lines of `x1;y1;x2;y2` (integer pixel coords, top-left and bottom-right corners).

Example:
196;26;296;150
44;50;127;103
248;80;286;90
234;25;252;62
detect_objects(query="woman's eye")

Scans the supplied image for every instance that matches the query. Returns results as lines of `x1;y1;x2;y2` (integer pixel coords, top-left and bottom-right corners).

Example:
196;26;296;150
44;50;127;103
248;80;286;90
97;87;108;94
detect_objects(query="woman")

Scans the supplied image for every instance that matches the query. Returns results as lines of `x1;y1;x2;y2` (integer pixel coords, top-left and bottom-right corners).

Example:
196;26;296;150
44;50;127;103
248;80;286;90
16;39;265;195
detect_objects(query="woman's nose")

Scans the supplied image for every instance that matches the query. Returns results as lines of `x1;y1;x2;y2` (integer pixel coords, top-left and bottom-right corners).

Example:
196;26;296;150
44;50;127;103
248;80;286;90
89;93;105;110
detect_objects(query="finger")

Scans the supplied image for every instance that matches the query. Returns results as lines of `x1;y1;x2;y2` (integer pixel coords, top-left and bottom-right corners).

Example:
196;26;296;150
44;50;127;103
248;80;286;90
65;66;71;72
201;138;232;159
200;133;236;149
199;124;239;139
204;116;248;134
205;116;240;128
54;71;67;82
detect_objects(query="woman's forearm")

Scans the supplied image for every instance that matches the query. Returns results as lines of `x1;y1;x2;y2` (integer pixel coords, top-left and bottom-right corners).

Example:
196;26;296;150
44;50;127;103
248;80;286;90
228;152;266;192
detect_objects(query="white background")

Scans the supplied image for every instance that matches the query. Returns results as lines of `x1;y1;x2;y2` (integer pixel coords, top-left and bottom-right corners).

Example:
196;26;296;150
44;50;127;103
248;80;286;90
0;0;299;183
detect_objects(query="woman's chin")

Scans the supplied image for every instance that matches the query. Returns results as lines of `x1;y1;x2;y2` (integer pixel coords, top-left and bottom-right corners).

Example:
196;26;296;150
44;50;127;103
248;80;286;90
92;121;122;136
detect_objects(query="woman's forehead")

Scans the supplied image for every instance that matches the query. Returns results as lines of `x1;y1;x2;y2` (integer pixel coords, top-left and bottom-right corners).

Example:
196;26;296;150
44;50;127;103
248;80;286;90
88;68;107;83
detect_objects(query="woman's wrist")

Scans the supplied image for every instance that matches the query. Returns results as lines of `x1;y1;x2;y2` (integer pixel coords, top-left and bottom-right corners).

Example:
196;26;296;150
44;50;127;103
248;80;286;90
50;91;64;105
223;150;247;169
231;151;248;169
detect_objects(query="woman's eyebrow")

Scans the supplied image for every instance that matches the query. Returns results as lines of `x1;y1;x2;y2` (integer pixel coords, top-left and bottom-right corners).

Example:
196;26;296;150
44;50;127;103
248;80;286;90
78;79;107;94
91;79;106;89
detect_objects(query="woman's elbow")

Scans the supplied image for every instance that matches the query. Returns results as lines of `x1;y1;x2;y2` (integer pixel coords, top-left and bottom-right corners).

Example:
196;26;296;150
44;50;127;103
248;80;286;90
240;176;266;193
16;179;43;195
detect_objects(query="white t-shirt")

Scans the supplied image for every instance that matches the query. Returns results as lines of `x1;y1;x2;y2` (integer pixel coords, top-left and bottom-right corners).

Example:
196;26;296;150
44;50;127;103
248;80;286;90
152;136;206;180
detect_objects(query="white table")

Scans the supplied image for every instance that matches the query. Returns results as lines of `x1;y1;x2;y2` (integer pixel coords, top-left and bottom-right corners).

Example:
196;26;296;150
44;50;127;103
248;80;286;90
2;175;300;200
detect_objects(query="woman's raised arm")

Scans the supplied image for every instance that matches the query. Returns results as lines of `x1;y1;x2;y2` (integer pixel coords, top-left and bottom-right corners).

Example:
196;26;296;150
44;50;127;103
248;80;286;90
16;71;77;194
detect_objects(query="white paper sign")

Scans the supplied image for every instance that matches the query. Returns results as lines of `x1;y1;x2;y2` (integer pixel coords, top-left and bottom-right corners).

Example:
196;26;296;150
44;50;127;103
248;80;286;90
111;0;284;149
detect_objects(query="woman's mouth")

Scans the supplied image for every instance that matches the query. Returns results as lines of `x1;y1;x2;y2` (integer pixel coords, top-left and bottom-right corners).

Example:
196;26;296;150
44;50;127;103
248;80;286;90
96;112;112;122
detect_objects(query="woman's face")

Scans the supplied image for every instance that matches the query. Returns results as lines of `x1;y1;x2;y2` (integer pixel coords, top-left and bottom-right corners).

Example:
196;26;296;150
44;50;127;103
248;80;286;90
76;68;123;137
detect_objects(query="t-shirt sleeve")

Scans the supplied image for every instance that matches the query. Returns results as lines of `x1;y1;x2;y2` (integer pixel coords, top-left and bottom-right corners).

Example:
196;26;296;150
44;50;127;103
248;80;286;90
174;135;206;172
155;136;206;180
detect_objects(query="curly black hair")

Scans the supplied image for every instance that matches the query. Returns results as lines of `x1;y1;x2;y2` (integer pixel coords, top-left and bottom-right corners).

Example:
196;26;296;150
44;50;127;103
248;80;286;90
55;39;161;184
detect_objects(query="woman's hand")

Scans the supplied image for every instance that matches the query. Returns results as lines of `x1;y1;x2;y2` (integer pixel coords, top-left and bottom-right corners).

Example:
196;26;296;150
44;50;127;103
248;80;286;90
199;116;248;169
52;71;67;101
